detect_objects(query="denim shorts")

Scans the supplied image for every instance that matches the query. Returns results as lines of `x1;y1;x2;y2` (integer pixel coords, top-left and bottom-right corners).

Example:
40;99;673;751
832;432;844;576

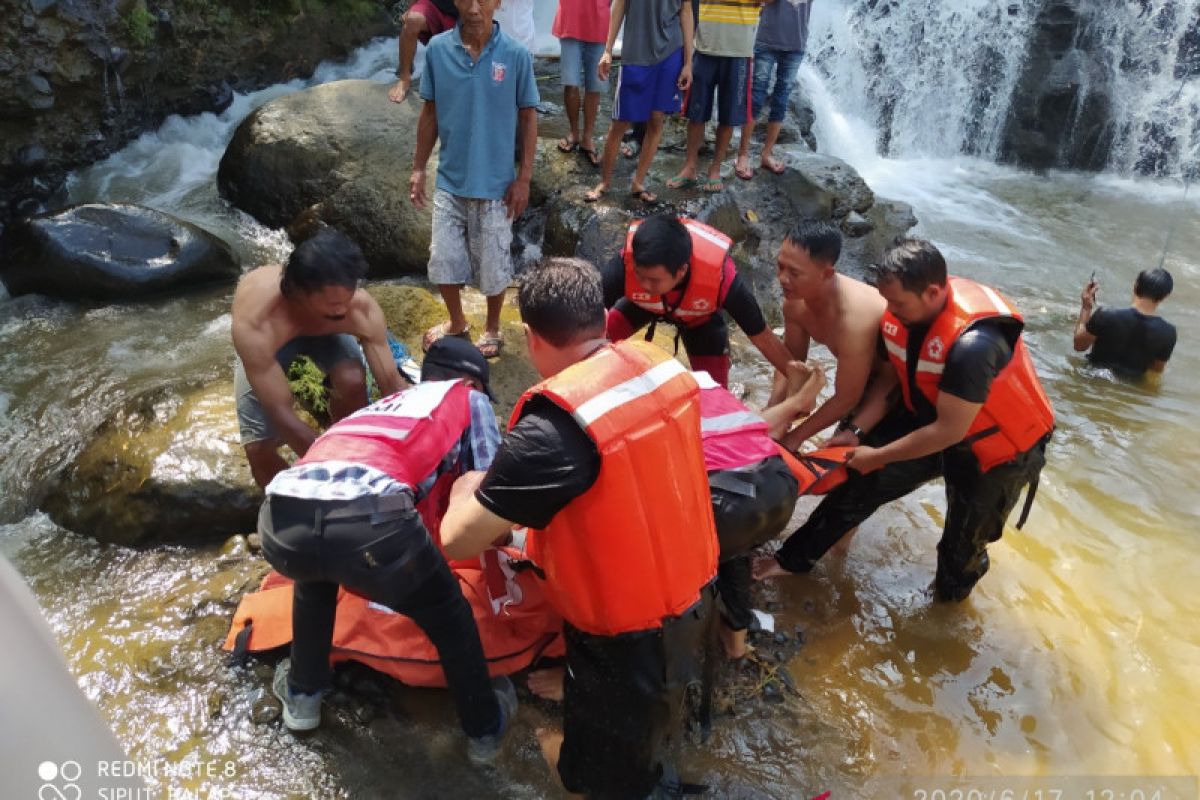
559;37;608;93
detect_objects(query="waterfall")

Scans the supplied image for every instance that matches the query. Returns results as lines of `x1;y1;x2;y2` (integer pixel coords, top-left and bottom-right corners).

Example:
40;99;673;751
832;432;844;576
805;0;1042;161
804;0;1200;178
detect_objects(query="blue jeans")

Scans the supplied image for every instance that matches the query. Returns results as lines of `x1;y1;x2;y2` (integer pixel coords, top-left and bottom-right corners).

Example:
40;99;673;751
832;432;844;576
751;45;805;123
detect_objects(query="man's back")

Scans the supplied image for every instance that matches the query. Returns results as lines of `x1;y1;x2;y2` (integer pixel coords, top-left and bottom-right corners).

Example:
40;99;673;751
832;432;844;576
1086;306;1177;377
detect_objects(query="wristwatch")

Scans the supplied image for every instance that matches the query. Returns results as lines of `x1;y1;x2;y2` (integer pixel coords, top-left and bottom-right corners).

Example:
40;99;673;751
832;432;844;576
837;418;864;439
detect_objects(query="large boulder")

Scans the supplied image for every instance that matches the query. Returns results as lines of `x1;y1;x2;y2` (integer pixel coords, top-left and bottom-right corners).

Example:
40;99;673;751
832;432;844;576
42;380;260;546
218;80;435;278
0;203;240;300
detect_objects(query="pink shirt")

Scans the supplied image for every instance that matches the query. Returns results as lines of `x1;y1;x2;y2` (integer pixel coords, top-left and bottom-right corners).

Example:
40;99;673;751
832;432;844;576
552;0;611;44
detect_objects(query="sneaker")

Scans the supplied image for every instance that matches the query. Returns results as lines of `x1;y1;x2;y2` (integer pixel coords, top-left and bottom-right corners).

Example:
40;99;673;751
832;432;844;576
466;675;518;765
272;659;324;732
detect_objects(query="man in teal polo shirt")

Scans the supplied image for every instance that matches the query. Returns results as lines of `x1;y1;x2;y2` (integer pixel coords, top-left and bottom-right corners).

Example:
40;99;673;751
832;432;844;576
409;0;540;360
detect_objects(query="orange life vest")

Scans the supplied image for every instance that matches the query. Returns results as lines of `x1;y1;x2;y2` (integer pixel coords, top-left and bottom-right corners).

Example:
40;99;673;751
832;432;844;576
223;547;565;687
776;444;853;495
296;379;473;545
510;340;719;636
623;218;731;328
881;276;1055;472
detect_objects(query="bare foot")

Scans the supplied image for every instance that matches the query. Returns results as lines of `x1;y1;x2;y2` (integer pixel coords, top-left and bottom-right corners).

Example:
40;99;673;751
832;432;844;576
388;78;410;103
789;362;827;418
584;182;609;202
527;667;565;702
760;154;787;175
785;360;814;397
752;554;790;581
537;728;583;797
718;622;749;659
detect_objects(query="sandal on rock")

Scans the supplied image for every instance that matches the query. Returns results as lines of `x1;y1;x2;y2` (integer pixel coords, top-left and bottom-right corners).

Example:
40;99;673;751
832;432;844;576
578;146;601;167
557;137;578;153
734;163;755;181
630;187;659;205
700;176;726;192
422;320;470;352
584;185;608;203
666;173;698;190
475;334;504;359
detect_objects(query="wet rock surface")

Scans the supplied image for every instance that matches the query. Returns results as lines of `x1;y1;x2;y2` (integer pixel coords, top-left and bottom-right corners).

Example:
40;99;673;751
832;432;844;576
218;80;436;279
41;380;261;545
0;203;240;300
0;0;394;226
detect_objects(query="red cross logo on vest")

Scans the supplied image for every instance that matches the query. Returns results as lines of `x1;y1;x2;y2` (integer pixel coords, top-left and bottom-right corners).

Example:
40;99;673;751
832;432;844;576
692;298;712;311
927;336;945;359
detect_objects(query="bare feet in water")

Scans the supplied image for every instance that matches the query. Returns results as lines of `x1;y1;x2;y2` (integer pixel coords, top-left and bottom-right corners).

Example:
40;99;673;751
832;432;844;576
528;666;565;702
752;554;790;581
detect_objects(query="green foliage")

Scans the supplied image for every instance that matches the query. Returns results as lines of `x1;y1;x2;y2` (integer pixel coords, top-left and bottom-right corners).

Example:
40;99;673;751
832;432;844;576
287;356;331;421
125;0;156;48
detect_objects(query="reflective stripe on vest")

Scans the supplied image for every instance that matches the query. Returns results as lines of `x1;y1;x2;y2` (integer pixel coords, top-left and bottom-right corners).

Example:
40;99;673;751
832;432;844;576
693;370;778;472
300;380;472;488
881;276;1055;471
509;341;719;636
622;218;731;327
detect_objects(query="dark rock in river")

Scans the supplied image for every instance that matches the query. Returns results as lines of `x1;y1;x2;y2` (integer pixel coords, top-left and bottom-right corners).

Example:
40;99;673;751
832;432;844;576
0;203;240;300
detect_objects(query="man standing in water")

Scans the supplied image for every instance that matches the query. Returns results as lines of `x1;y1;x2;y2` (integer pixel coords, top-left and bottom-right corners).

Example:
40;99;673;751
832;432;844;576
757;239;1054;602
768;220;887;449
1073;267;1177;378
231;228;407;488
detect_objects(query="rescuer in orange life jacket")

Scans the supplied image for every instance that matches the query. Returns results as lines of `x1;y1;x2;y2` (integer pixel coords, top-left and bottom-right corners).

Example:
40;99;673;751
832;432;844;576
602;214;796;387
755;238;1055;602
256;336;516;763
440;257;719;799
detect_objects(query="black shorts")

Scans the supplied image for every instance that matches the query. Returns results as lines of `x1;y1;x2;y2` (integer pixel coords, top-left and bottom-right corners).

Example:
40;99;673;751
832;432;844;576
710;455;799;560
557;586;716;799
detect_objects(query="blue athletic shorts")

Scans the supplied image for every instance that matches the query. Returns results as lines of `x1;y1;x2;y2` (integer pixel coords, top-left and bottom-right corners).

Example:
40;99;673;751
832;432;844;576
685;52;753;127
612;47;684;123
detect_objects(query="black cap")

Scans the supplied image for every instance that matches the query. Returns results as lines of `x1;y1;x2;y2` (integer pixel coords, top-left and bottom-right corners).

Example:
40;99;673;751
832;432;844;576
422;336;495;401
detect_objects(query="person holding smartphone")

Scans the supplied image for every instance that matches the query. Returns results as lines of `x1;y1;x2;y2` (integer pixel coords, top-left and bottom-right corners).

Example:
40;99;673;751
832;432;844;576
1073;267;1177;378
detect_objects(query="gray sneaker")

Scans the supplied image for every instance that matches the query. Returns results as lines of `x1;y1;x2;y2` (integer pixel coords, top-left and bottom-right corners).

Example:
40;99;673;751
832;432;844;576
272;659;324;732
466;675;518;765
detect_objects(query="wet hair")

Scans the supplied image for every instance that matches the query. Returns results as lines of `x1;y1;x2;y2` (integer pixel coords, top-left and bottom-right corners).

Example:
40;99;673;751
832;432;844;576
870;238;948;294
1133;267;1173;302
631;215;693;275
518;258;606;347
784;220;843;266
280;228;369;297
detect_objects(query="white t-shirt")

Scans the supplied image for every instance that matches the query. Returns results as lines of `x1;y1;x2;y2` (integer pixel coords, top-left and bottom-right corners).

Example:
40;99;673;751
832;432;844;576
495;0;537;52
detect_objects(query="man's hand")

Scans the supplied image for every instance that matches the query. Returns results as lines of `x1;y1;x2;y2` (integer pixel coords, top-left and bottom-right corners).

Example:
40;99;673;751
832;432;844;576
409;168;428;209
846;445;886;474
677;63;693;92
598;50;613;82
1080;279;1099;311
826;428;860;448
504;177;530;220
389;78;411;103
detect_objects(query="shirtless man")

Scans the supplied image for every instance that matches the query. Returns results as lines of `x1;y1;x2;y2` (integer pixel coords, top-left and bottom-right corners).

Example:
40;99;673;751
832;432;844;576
753;221;886;577
766;220;886;452
231;228;408;488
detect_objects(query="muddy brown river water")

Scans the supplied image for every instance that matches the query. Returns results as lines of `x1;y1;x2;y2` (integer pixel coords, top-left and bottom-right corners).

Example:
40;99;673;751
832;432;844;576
2;38;1198;800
